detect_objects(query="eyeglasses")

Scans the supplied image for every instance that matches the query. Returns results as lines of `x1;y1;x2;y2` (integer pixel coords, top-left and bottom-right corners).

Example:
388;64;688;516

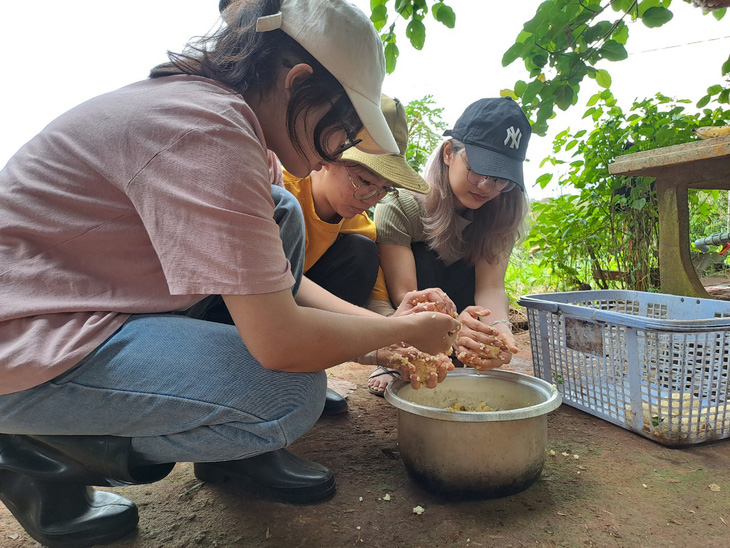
345;166;399;201
459;153;516;193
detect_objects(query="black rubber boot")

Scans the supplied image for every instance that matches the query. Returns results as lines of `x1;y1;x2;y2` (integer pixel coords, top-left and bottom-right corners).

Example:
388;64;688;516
0;434;174;548
194;448;335;504
322;388;348;416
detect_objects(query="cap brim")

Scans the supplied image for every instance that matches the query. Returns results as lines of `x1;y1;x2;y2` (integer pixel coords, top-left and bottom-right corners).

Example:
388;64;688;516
345;89;399;155
341;148;430;194
463;143;525;190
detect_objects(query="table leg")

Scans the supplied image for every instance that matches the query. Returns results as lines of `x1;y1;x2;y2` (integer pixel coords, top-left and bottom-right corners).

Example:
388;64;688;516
656;180;709;298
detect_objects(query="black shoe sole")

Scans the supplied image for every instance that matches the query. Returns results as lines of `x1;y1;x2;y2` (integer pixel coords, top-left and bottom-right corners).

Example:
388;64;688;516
194;462;336;504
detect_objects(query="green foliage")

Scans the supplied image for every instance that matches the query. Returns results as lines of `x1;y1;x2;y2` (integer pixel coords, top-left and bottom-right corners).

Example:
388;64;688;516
505;241;555;304
403;95;448;172
368;0;455;72
364;95;446;219
524;91;730;291
502;0;727;135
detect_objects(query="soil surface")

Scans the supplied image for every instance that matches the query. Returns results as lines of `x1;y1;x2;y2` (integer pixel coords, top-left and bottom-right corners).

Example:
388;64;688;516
3;330;730;548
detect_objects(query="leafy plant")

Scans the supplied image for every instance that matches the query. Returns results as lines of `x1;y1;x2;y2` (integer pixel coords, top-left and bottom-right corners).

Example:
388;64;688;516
368;0;456;73
403;95;448;172
524;89;730;291
501;0;728;135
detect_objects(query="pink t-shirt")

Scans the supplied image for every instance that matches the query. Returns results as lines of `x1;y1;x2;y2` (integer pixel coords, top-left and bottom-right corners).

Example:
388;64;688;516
0;75;294;395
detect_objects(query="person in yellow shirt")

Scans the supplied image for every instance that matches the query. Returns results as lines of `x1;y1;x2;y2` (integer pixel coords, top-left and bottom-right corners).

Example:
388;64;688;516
283;95;430;408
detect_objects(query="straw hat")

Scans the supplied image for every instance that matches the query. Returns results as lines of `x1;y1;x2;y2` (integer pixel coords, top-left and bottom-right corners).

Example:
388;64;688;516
340;95;429;194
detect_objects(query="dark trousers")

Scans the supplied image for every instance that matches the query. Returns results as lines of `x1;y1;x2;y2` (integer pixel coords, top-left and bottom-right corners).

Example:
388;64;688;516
306;234;380;307
412;241;475;313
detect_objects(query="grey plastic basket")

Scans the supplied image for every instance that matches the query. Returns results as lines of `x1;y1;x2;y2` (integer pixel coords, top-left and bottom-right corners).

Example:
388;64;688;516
517;290;730;446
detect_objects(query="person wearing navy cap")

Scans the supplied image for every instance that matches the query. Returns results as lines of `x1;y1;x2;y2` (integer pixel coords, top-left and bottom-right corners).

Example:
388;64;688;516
368;97;531;394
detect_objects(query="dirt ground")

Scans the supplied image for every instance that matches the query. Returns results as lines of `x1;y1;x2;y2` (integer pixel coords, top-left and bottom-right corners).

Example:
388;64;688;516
3;330;730;548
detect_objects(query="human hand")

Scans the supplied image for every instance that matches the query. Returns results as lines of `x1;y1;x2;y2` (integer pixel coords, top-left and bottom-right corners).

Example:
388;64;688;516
453;306;518;371
380;343;454;390
392;288;458;319
403;310;460;356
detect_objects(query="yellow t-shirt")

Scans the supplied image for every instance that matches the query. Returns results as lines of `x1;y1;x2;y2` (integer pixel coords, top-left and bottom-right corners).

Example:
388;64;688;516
282;171;389;301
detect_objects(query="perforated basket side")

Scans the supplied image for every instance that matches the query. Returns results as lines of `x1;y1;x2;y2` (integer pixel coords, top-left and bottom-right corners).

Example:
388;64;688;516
524;307;638;435
522;293;730;447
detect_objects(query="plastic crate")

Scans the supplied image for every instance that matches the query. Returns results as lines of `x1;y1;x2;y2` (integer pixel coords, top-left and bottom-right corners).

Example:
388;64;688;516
517;290;730;446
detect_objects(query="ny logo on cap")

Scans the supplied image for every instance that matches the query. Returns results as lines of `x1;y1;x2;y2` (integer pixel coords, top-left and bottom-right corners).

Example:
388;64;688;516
504;126;522;150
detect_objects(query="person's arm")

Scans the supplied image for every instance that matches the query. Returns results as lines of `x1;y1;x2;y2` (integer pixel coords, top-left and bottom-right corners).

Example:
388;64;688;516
222;289;459;373
473;256;516;349
377;242;419;308
297;276;379;317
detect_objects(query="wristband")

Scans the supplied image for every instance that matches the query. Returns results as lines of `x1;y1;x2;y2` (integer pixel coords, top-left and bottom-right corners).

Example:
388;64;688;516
490;319;513;328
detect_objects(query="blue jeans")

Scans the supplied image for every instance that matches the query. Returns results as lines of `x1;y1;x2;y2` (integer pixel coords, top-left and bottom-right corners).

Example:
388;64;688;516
0;186;326;464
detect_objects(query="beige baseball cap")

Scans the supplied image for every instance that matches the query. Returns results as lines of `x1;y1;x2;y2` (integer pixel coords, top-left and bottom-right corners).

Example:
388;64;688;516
340;95;429;194
252;0;399;155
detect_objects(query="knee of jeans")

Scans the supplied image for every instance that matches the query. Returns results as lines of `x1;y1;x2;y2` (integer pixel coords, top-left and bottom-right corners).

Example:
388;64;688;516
275;371;327;442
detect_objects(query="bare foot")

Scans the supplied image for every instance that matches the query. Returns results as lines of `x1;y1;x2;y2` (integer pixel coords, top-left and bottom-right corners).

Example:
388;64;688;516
367;365;401;397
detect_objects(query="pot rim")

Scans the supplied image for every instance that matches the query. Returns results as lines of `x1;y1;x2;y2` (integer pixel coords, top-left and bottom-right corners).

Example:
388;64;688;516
384;369;562;422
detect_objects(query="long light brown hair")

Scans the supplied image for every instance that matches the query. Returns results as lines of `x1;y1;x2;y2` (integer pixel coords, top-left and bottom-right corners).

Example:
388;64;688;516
420;139;528;265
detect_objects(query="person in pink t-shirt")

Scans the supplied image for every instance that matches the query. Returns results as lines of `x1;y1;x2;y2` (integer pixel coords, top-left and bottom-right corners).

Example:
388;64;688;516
0;1;459;546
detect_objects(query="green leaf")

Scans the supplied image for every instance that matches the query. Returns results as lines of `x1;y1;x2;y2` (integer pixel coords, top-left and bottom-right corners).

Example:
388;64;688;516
405;19;426;50
431;3;456;28
536;173;553;188
514;80;527;97
595;69;612;89
599;40;628;62
395;0;413;18
586;93;601;107
502;42;524;67
583;21;614;43
612;22;629;44
370;4;388;29
523;80;544;104
708;84;723;94
555;84;575;111
384;42;399;74
630;197;647;210
394;0;410;12
641;7;673;29
723;55;730;76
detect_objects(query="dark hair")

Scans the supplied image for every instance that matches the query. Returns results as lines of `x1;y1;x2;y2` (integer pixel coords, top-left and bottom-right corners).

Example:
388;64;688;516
150;0;362;163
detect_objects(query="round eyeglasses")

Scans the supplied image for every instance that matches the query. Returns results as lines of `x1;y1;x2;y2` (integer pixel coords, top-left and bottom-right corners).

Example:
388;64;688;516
459;153;516;193
345;166;399;201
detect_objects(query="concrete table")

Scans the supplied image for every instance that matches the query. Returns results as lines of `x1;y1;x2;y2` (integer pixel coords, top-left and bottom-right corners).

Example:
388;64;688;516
608;134;730;298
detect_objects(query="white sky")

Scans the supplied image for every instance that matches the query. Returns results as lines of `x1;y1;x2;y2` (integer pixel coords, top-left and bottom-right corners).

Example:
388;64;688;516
0;1;728;199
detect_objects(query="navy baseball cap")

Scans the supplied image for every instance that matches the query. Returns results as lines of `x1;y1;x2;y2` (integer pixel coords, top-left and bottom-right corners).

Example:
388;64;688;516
444;97;531;190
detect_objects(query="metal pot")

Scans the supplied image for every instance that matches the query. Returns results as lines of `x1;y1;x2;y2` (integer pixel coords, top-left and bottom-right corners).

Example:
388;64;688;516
384;369;561;499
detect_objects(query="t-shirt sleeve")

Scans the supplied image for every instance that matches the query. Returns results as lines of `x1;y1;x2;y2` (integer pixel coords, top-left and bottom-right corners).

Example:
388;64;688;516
373;194;418;247
126;120;294;296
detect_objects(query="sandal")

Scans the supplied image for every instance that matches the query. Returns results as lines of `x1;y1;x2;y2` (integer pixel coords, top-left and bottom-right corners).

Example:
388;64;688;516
367;365;401;398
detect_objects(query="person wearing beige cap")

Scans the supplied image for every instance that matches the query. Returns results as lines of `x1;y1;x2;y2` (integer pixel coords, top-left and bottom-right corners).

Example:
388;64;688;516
0;1;460;546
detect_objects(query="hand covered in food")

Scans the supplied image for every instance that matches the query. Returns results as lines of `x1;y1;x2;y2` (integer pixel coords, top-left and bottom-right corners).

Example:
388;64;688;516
392;288;458;319
453;306;518;371
381;343;454;390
